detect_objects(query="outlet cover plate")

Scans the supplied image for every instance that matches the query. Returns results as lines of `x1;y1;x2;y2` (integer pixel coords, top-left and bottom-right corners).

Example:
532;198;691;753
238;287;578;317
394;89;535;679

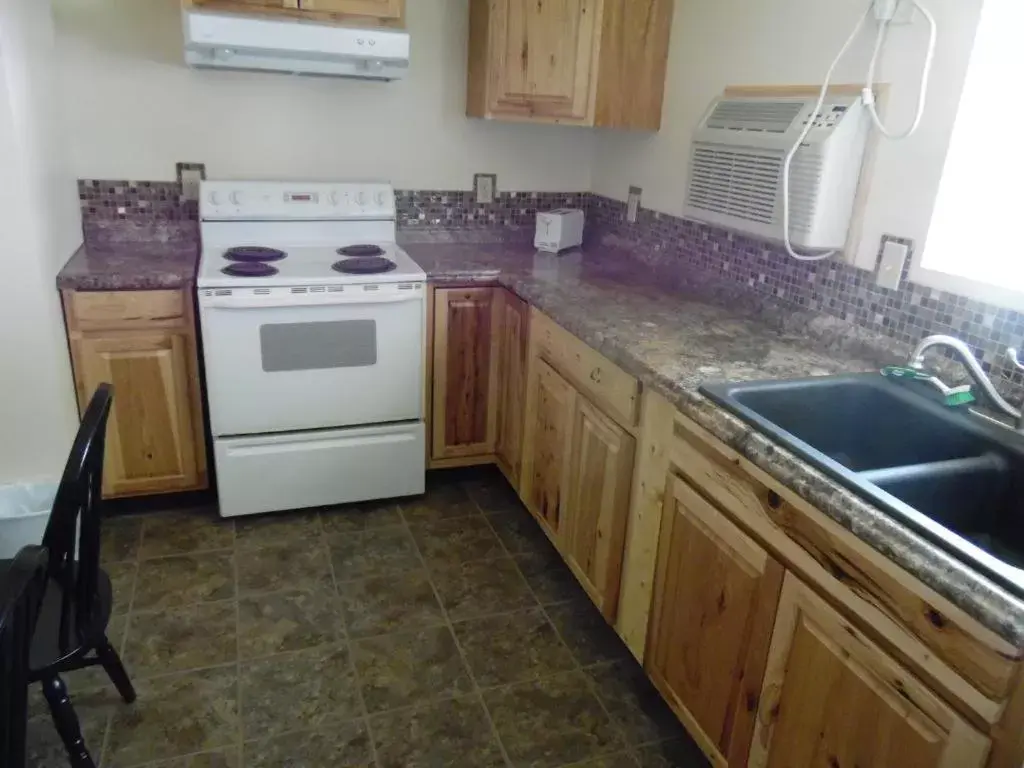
474;173;497;205
875;237;910;290
176;161;206;201
627;186;642;223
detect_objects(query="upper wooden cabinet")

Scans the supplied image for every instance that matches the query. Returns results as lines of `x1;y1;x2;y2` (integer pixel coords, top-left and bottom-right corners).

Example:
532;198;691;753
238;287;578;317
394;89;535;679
750;574;991;768
646;474;782;765
184;0;406;27
494;290;530;488
467;0;675;130
62;290;208;499
431;287;499;462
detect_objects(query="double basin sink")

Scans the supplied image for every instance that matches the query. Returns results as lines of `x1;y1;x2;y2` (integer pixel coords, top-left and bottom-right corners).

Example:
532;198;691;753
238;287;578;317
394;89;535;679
700;373;1024;597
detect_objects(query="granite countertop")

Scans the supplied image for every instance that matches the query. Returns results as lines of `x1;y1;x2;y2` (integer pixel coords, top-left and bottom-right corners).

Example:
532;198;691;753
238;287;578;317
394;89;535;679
404;237;1024;646
57;221;200;291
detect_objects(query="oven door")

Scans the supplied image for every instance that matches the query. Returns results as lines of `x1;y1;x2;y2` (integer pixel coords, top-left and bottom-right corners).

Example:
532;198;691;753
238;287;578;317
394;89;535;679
199;285;425;436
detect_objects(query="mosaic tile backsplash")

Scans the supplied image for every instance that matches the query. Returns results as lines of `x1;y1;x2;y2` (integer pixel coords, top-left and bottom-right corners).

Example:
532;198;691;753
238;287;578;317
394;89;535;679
77;178;1024;402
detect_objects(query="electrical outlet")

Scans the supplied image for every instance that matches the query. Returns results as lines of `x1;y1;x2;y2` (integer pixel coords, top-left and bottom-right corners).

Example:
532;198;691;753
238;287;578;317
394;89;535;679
474;173;496;205
176;161;206;201
627;186;642;224
875;237;911;290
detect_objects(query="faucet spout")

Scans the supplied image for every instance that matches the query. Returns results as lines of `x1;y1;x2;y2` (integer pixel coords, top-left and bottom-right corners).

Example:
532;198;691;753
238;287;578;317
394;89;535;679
908;334;1023;431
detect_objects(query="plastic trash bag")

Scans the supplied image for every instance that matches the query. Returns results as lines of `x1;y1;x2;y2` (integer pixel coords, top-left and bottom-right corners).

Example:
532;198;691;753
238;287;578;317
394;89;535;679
0;482;57;559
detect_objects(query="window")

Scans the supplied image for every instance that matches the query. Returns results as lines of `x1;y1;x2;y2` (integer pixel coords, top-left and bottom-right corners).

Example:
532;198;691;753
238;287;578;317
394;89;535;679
914;0;1023;307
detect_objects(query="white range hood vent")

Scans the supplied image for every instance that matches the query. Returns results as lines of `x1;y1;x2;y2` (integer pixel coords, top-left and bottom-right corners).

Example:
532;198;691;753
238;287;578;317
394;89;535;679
182;10;410;80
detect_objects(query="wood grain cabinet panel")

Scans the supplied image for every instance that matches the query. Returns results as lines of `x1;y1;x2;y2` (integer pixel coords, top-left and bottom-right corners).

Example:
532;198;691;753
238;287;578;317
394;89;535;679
750;574;991;768
183;0;405;26
560;396;634;620
72;332;203;499
520;358;576;535
431;287;499;461
645;474;782;766
494;290;529;488
298;0;403;21
467;0;674;130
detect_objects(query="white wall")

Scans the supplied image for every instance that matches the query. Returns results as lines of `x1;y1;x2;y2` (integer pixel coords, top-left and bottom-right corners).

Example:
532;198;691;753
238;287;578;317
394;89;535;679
591;0;984;270
0;0;83;484
53;0;595;191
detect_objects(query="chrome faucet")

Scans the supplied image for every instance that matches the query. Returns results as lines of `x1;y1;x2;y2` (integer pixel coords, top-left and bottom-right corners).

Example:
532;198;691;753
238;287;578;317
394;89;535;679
908;334;1024;431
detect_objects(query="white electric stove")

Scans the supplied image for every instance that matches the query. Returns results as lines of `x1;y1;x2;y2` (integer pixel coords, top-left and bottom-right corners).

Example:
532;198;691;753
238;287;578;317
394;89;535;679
197;181;426;518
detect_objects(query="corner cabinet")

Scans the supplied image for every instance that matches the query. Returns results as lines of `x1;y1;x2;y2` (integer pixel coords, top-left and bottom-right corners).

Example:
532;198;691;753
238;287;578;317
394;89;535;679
62;290;208;499
183;0;405;27
750;575;990;768
467;0;675;130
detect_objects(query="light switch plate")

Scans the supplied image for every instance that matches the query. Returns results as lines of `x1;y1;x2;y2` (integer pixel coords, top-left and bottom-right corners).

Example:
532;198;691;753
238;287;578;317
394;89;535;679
627;186;642;224
876;237;910;290
176;161;206;201
474;173;496;205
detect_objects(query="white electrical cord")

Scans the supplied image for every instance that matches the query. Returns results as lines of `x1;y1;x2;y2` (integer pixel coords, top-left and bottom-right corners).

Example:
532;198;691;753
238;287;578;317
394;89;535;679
782;0;937;261
864;0;938;138
782;5;872;261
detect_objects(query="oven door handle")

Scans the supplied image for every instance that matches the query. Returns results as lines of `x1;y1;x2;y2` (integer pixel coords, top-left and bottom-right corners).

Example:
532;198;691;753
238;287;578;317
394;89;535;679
202;292;423;309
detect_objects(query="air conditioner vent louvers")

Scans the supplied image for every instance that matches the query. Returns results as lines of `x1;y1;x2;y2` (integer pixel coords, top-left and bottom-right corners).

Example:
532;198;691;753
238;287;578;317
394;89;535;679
705;100;804;133
687;148;783;225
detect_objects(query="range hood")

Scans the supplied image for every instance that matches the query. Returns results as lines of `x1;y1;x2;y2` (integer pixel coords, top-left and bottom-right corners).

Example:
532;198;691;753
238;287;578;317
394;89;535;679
182;10;410;80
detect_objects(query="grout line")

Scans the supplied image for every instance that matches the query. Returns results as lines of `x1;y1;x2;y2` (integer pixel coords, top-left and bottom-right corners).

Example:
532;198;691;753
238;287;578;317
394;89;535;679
324;513;381;768
403;490;516;768
231;520;244;764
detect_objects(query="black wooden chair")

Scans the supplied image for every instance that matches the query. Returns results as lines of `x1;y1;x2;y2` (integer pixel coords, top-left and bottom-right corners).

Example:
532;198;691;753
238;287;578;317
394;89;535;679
26;383;136;767
0;545;49;768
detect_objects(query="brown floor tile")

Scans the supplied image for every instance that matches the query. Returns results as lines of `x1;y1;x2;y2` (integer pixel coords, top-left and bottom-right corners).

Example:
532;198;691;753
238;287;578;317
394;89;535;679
328;525;421;581
410;515;505;565
431;557;536;622
238;587;345;659
234;511;322;550
487;508;553;555
236;541;333;596
632;739;710;767
240;644;362;739
547;599;632;668
569;754;641;768
483;671;624;767
462;469;523;514
515;547;589;606
401;483;479;524
144;747;241;767
244;720;374;767
370;695;506;768
138;510;234;559
321;500;404;534
106;560;138;616
104;667;239;767
585;660;690;747
337;569;445;638
454;607;575;687
123;602;238;677
26;684;115;768
351;625;473;713
134;552;235;612
101;516;143;564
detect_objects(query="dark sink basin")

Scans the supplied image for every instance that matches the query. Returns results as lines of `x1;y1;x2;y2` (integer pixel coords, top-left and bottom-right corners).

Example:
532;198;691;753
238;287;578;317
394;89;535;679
700;373;1024;596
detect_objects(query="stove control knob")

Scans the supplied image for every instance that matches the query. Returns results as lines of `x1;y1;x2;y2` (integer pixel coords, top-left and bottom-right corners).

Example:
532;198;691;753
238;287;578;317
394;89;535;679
208;191;222;206
229;191;245;205
375;191;387;207
356;191;368;206
328;191;340;206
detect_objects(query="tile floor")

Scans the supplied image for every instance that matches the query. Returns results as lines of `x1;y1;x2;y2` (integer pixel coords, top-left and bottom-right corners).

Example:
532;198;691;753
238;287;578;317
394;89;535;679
25;468;708;768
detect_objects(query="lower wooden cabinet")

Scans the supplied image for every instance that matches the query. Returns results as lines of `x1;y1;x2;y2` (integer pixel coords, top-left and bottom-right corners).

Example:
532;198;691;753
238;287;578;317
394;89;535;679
560;396;635;619
63;289;208;499
184;0;406;26
646;474;783;766
431;287;499;462
520;358;576;535
494;290;529;488
750;574;991;768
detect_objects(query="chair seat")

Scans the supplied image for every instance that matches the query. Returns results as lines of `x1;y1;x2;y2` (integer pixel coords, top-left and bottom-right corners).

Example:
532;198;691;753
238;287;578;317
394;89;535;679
0;559;113;670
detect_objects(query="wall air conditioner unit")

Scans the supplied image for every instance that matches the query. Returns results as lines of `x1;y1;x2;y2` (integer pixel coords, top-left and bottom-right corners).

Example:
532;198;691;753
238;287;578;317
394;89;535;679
683;94;870;251
182;9;410;80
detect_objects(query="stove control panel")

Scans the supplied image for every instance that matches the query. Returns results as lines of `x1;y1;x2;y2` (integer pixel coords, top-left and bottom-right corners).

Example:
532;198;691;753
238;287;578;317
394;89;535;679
200;181;396;221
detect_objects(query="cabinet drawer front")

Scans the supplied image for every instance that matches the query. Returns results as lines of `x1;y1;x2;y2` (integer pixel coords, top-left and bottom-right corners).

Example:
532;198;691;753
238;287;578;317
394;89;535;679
532;310;639;428
668;410;1018;721
67;291;186;330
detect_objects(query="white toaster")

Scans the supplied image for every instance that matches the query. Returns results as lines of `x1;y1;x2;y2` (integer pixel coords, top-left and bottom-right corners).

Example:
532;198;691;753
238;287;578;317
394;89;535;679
535;208;585;253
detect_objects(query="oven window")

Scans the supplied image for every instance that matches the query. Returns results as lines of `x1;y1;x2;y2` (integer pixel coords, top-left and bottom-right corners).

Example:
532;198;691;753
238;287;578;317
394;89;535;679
260;320;377;372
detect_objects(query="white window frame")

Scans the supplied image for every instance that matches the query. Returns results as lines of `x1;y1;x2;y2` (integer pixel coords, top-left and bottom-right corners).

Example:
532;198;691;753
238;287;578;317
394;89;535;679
910;0;1024;311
